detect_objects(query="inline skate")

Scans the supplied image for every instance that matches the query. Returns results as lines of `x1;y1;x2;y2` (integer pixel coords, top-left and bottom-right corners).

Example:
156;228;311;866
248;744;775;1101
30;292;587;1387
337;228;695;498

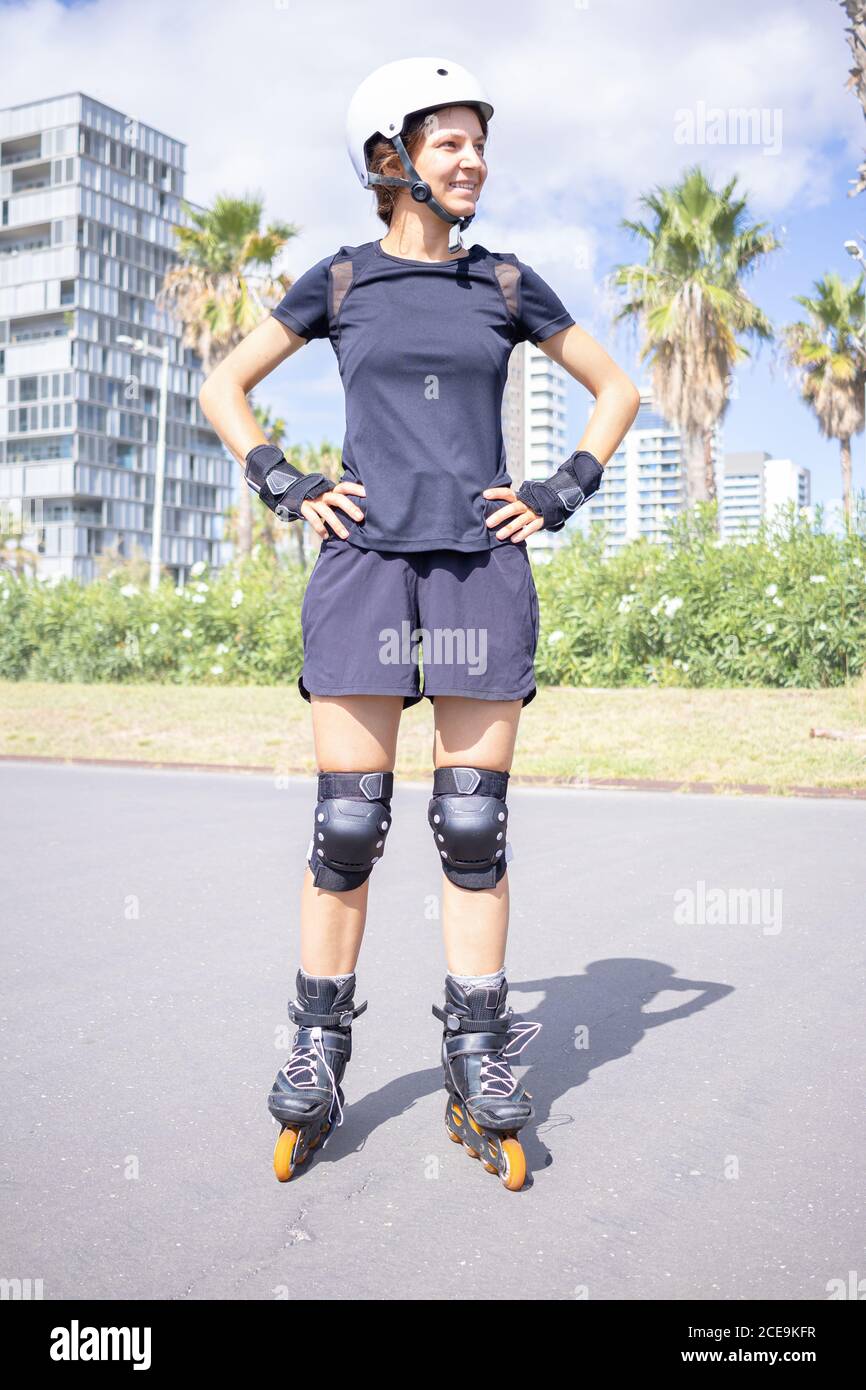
432;974;541;1191
269;970;366;1182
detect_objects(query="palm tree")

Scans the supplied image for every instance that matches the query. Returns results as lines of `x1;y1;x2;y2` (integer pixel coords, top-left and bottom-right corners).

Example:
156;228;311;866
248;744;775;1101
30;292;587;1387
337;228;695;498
610;165;779;508
781;271;865;529
156;193;299;558
840;1;866;196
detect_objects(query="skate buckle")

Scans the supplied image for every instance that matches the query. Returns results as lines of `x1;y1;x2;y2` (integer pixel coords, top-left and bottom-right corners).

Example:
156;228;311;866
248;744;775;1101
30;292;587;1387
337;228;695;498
338;1010;354;1027
445;1012;461;1032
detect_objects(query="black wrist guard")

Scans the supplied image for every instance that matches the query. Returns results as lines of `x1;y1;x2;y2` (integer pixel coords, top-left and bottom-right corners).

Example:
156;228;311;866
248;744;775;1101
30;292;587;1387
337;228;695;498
515;449;604;533
244;443;335;523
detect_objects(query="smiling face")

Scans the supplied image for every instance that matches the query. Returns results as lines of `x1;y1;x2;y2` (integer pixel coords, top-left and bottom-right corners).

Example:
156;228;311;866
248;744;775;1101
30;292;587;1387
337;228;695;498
408;104;488;216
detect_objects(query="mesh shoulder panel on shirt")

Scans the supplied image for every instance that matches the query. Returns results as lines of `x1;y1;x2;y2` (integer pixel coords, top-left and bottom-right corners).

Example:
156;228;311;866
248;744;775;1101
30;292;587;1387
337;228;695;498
328;256;354;326
492;256;521;322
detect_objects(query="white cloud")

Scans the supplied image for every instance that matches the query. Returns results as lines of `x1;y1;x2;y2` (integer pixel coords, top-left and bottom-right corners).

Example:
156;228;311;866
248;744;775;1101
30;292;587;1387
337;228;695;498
3;0;859;477
3;0;855;269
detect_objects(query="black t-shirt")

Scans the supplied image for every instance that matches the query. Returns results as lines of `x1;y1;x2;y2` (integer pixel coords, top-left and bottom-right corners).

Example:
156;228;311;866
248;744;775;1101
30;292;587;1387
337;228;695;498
271;239;575;552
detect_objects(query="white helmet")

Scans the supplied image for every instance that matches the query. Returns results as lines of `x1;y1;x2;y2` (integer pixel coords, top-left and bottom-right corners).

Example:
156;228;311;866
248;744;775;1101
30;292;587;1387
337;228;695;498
346;57;494;250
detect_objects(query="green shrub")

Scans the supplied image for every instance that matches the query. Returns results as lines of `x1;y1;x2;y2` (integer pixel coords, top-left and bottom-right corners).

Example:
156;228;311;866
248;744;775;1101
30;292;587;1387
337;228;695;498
1;505;864;688
0;547;306;686
533;503;866;689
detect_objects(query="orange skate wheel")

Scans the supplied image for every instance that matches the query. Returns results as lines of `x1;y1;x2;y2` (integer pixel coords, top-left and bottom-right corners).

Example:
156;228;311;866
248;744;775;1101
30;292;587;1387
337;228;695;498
273;1127;300;1182
499;1138;526;1191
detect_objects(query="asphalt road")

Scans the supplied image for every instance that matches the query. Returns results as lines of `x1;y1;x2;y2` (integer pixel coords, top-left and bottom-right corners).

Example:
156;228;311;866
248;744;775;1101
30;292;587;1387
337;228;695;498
1;761;862;1300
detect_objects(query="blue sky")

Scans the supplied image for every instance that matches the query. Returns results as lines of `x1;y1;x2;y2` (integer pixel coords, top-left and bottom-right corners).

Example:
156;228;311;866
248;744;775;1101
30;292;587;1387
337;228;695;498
3;0;864;506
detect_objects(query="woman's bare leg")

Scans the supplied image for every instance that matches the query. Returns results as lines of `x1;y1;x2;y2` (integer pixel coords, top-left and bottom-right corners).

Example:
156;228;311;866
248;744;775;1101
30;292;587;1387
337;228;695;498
430;696;523;975
299;693;403;975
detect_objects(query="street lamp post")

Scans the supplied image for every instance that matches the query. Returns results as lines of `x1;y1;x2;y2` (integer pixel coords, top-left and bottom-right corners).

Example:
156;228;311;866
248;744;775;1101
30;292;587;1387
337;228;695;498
843;241;866;530
117;334;170;592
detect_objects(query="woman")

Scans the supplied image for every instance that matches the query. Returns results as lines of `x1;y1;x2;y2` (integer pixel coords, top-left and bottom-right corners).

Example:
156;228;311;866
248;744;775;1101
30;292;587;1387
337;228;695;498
199;57;639;1191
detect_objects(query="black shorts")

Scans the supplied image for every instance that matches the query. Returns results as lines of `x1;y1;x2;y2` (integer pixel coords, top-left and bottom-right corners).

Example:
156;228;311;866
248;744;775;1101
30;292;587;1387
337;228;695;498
298;538;540;709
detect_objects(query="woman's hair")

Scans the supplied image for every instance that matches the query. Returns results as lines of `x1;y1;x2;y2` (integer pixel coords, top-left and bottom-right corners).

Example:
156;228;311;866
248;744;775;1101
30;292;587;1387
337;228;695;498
365;105;489;228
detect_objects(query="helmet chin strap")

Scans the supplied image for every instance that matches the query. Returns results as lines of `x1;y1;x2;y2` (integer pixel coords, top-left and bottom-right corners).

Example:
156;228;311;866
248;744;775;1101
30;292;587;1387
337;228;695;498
367;132;473;252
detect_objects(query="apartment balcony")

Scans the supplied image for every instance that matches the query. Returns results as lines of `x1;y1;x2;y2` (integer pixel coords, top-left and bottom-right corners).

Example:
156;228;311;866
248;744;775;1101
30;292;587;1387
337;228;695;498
12;168;52;193
5;336;73;374
0;236;52;258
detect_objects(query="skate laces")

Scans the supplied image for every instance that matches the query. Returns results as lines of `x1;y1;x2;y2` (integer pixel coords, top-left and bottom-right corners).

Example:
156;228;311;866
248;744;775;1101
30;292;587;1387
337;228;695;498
479;1019;542;1097
283;1025;346;1127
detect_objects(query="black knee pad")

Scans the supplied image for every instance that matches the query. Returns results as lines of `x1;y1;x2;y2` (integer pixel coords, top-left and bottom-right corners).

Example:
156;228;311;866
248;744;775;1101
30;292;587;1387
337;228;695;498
427;765;510;891
308;771;394;892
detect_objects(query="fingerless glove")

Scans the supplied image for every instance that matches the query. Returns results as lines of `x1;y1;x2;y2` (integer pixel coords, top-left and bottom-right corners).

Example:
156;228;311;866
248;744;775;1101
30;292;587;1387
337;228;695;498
515;449;604;533
244;443;336;523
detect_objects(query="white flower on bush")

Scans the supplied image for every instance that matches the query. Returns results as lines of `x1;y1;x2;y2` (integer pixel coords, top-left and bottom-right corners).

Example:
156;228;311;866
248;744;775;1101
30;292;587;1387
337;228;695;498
853;556;862;568
195;582;209;593
764;623;775;635
210;664;224;675
215;642;229;654
817;622;829;632
547;630;564;644
149;622;160;634
119;584;138;597
773;597;784;607
190;560;206;577
175;585;184;596
231;588;244;608
809;574;827;584
191;594;206;604
765;583;778;598
181;627;192;639
650;594;683;619
618;594;636;614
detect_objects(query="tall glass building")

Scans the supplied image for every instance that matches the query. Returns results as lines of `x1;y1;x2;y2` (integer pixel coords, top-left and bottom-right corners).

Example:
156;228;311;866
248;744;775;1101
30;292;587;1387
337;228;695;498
576;388;720;554
0;93;232;584
720;450;811;540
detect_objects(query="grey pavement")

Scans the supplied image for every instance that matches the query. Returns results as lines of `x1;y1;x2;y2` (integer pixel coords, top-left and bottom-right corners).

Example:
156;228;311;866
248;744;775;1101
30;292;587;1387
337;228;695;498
0;760;863;1300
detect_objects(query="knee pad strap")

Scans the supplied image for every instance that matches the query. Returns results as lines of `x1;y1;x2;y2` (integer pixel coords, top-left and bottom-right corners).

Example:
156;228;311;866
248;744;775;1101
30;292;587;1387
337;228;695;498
308;771;394;892
428;765;510;891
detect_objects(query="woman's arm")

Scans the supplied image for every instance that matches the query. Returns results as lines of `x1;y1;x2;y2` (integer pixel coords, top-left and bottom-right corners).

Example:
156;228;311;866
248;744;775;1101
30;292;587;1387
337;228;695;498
198;318;308;467
198;319;365;540
485;324;640;543
538;322;641;462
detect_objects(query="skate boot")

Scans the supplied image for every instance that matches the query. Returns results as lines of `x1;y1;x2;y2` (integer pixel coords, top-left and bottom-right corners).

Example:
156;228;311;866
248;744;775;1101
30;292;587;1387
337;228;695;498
432;974;541;1191
269;970;366;1182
